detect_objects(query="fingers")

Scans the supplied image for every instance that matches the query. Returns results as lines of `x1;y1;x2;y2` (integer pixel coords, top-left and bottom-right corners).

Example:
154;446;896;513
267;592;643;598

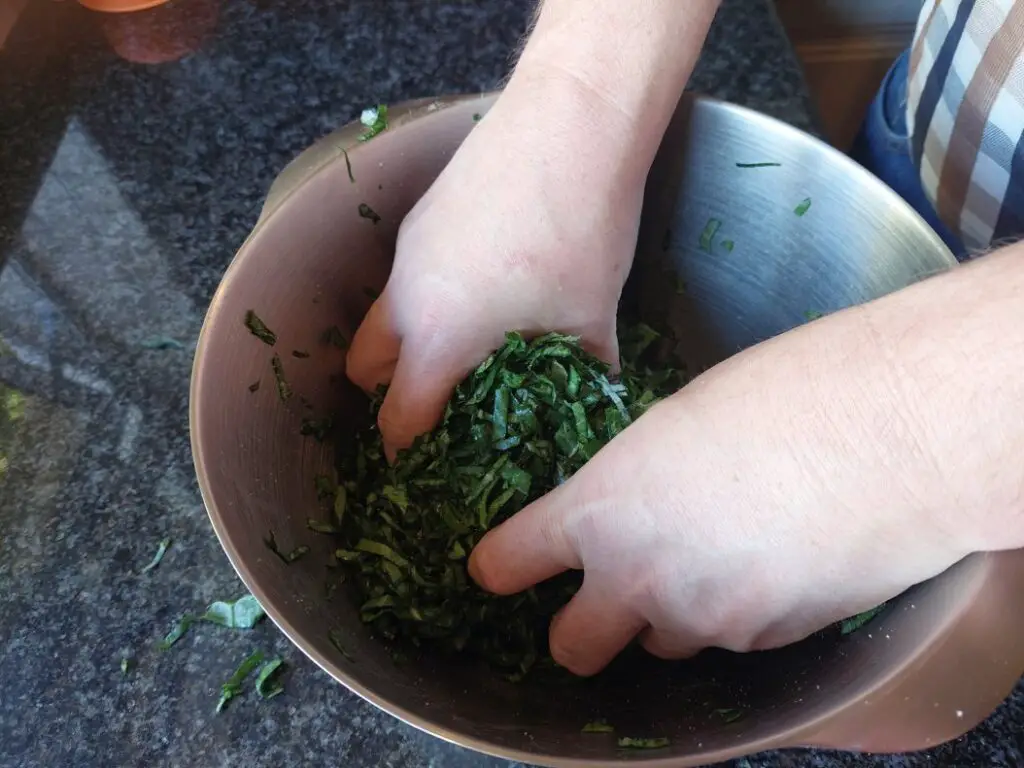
638;626;703;660
377;336;473;460
347;292;473;459
346;293;401;393
468;481;583;595
549;583;646;676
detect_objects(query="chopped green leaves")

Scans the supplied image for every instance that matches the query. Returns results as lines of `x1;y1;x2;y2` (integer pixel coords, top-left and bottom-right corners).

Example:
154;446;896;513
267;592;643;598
328;329;686;675
307;518;339;535
617;737;670;749
255;658;286;699
300;416;334;442
721;239;735;252
714;707;745;723
216;650;264;713
264;530;309;564
358;203;381;224
342;148;355;183
840;603;886;635
329;629;355;662
472;112;482;122
794;197;812;216
141;336;186;350
120;657;132;675
271;354;292;402
158;615;196;650
153;597;287;713
321;325;349;350
140;537;171;574
358;104;388;141
201;594;265;629
735;161;781;168
804;309;824;321
582;721;615;733
333;484;347;525
315;474;335;499
160;596;265;652
244;310;277;345
699;218;721;253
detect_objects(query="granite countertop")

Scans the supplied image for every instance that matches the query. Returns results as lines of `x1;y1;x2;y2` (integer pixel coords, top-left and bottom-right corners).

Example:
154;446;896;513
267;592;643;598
0;1;1020;766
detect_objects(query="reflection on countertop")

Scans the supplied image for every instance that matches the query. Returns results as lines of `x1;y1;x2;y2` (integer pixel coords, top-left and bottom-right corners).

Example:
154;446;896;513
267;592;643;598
0;1;1020;767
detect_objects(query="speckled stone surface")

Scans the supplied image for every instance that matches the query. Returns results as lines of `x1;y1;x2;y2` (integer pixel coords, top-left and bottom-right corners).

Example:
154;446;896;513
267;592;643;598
0;1;1020;767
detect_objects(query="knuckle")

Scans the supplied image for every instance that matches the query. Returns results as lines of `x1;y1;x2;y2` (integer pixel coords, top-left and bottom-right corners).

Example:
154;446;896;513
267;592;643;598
536;503;569;558
548;633;595;676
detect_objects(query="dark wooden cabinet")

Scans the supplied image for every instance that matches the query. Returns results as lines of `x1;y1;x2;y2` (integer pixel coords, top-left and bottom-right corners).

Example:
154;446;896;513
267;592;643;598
775;0;921;148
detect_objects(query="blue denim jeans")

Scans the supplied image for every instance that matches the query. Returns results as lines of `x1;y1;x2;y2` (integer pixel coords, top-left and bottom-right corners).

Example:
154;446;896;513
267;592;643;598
847;50;966;259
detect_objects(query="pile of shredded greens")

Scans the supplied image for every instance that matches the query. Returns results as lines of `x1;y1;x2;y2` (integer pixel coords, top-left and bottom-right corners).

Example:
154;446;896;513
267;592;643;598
243;303;887;681
323;325;687;678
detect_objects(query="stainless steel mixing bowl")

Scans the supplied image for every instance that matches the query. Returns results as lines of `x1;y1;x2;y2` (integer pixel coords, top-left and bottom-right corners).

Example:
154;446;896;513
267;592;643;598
190;93;1024;767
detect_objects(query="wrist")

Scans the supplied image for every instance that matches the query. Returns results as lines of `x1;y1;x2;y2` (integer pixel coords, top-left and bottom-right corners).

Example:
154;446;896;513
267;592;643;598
477;67;655;203
857;247;1024;553
509;0;719;165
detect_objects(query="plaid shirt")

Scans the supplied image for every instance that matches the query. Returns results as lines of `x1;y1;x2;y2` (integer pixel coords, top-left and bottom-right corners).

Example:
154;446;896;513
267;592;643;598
908;0;1024;251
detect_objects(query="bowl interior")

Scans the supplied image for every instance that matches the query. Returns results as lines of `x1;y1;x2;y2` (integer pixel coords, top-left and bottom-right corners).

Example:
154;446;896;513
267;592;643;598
191;95;972;766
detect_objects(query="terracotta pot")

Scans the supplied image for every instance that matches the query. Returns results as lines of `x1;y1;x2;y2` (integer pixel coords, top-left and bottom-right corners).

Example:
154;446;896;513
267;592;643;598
190;93;1024;767
78;0;169;12
91;0;218;64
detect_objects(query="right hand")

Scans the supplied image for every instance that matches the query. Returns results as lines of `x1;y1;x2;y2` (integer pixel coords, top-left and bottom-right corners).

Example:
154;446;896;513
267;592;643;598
467;306;980;675
346;71;654;458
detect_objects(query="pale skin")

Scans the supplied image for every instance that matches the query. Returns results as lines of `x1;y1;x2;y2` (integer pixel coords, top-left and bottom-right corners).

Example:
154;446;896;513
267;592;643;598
347;0;1024;676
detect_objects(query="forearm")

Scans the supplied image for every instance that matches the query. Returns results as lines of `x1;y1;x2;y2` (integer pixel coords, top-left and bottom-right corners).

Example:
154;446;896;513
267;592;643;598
683;244;1024;558
509;0;720;166
860;245;1024;552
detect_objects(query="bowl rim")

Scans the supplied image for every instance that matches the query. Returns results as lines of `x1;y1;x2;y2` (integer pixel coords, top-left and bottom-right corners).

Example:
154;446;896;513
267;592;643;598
190;91;1007;767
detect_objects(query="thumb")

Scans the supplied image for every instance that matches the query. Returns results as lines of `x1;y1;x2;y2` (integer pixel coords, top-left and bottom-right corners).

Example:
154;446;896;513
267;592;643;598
377;332;478;461
468;480;583;595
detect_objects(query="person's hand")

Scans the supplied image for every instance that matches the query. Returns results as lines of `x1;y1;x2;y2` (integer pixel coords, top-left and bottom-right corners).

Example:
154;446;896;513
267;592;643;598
346;73;653;458
467;307;985;676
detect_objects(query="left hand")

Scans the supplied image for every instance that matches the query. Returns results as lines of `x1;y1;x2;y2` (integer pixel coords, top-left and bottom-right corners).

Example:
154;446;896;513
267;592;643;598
467;308;980;676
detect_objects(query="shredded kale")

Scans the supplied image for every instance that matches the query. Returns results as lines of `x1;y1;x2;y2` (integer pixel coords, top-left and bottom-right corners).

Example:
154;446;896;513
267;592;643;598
140;538;171;574
255;658;286;699
326;328;686;677
617;737;670;749
358;105;388;141
216;650;264;713
244;311;277;345
699;218;722;253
